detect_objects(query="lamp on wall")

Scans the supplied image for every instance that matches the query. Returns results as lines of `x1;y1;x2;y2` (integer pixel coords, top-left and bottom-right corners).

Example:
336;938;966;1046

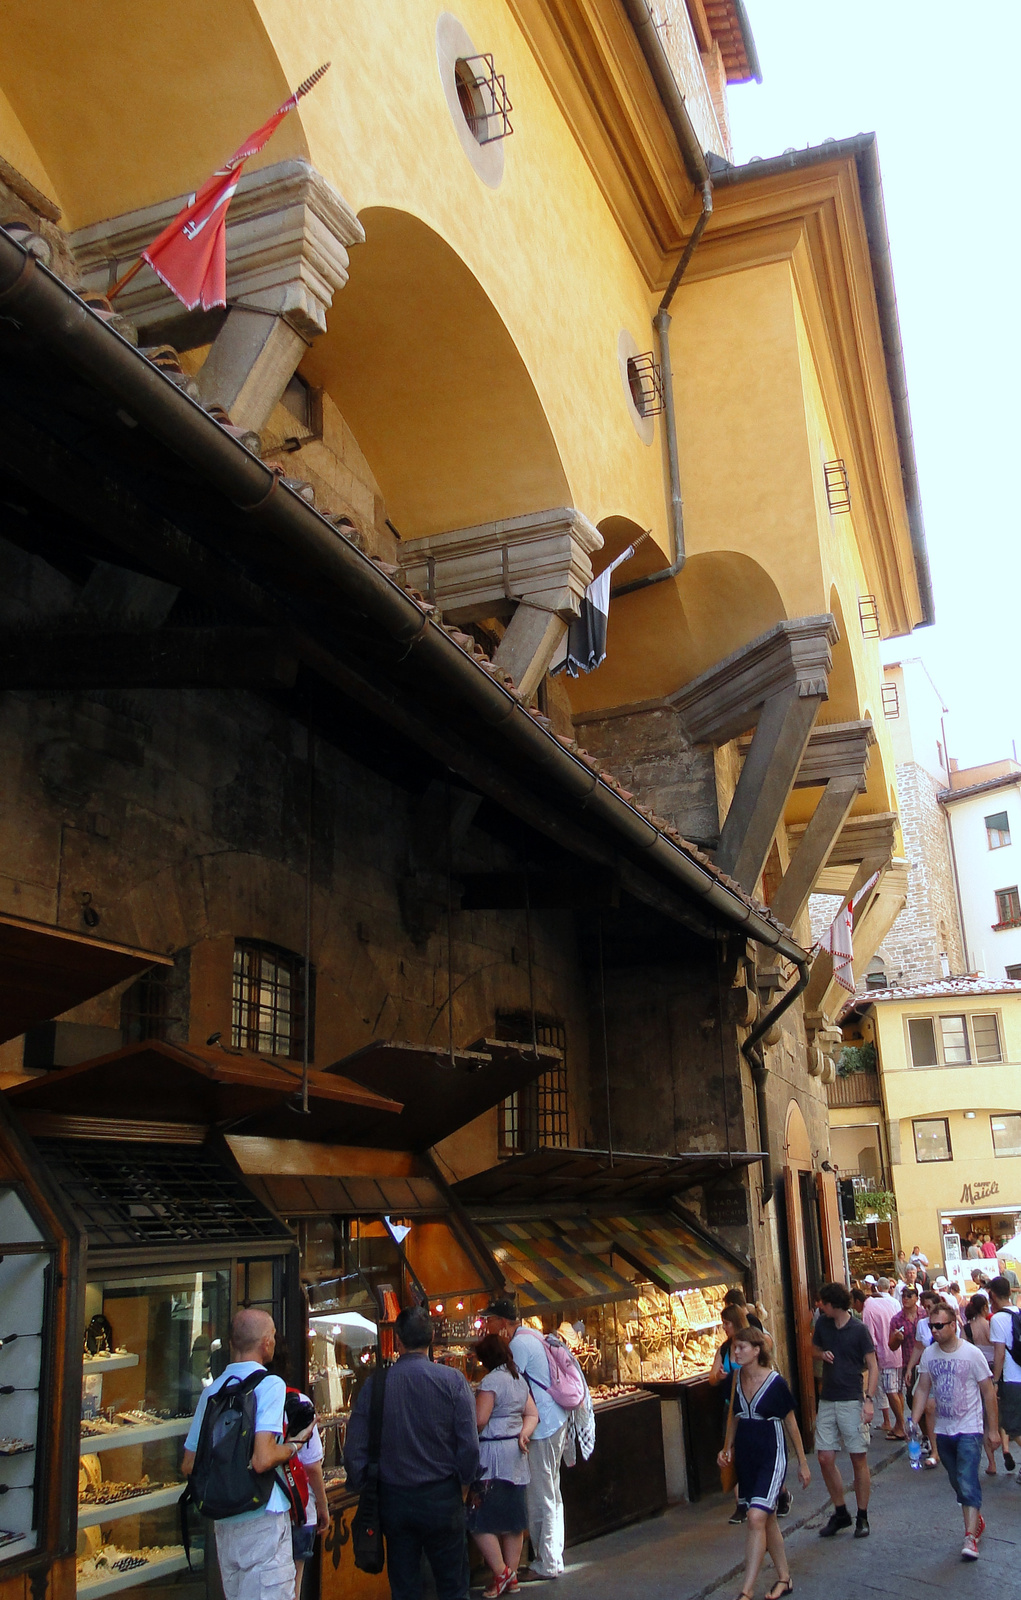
964;1111;977;1119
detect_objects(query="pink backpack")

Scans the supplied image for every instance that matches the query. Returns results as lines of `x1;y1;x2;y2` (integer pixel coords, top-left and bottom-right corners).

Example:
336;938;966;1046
518;1330;586;1410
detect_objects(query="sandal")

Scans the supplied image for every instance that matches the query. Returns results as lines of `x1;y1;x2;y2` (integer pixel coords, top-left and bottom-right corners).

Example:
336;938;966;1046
483;1569;516;1599
766;1582;794;1600
923;1455;939;1469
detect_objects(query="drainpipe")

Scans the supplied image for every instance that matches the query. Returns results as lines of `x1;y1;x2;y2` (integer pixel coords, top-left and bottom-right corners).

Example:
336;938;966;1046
740;956;812;1205
614;0;714;599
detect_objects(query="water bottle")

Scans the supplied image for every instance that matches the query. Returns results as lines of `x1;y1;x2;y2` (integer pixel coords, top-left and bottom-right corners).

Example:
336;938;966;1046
906;1418;923;1470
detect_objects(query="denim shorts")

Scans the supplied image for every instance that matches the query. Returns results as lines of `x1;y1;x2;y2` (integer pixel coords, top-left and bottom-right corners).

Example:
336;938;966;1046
936;1432;983;1510
291;1524;316;1562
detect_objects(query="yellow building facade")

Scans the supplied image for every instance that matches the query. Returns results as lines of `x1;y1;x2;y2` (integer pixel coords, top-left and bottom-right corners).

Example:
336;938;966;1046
837;981;1021;1272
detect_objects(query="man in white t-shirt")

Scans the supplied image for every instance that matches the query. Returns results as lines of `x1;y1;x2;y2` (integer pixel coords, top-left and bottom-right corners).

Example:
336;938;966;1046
911;1303;998;1561
989;1274;1021;1478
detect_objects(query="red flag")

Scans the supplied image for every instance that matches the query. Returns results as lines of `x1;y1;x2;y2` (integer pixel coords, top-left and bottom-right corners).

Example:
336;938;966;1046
140;65;329;312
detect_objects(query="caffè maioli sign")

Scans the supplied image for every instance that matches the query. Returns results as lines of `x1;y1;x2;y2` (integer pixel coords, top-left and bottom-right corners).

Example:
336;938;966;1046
959;1180;1000;1205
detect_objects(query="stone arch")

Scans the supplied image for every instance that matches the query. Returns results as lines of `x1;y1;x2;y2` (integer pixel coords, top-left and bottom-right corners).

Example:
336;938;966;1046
567;546;787;714
785;1098;812;1168
822;587;862;724
301;206;571;539
0;0;305;227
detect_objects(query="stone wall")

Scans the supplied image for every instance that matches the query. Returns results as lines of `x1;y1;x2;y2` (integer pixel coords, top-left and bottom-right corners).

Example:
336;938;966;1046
874;760;965;984
572;705;720;847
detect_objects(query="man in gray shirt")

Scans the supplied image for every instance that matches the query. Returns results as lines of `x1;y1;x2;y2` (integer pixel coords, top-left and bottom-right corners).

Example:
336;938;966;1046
345;1305;479;1600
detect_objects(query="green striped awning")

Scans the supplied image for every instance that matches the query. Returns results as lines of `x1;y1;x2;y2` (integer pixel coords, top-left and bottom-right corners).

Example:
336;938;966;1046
591;1214;740;1293
476;1216;635;1310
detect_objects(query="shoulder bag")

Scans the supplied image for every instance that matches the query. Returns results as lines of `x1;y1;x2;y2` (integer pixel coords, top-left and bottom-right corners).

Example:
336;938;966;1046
719;1369;739;1495
351;1366;388;1574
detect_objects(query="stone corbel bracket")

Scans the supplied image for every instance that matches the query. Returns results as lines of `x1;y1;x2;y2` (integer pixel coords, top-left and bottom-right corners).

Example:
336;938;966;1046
400;508;603;699
71;159;364;344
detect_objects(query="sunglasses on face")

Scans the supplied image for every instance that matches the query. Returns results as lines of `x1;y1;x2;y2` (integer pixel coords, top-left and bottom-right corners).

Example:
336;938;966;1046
929;1320;953;1330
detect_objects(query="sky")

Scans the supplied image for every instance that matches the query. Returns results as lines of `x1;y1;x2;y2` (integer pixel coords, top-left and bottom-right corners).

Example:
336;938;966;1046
726;2;1021;767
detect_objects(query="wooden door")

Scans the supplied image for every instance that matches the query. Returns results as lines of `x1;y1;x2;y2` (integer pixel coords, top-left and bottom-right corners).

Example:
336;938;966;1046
817;1169;844;1283
784;1165;817;1443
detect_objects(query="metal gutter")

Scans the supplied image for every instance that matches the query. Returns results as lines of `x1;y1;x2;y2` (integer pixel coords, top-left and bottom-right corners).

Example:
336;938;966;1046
711;134;934;629
0;231;807;966
740;956;812;1205
615;0;715;598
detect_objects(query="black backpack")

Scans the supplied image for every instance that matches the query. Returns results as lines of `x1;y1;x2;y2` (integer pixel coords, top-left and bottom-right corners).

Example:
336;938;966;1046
181;1370;278;1527
1006;1308;1021;1368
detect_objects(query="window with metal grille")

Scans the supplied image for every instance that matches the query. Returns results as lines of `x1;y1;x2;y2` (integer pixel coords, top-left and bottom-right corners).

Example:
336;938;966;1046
454;54;513;144
495;1013;568;1155
994;886;1021;927
823;459;851;513
121;965;181;1043
626;352;665;418
985;811;1011;849
232;940;313;1059
858;595;880;639
35;1138;289;1250
880;682;900;719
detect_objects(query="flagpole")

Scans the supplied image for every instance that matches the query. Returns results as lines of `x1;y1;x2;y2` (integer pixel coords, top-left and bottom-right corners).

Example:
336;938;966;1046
107;62;330;303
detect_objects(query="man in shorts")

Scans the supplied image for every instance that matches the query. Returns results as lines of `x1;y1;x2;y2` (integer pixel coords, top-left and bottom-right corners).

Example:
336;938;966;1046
911;1300;998;1559
989;1273;1021;1479
863;1278;904;1439
811;1282;879;1539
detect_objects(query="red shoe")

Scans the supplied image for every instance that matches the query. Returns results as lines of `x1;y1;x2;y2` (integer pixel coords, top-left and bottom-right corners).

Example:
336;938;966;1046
975;1514;985;1538
961;1534;979;1561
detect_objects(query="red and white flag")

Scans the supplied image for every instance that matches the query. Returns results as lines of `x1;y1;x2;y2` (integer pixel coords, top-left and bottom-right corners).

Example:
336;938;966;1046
141;64;329;311
821;870;881;993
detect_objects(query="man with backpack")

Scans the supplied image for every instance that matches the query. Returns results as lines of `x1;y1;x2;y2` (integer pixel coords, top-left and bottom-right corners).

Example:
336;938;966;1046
181;1308;309;1600
484;1299;577;1582
989;1274;1021;1481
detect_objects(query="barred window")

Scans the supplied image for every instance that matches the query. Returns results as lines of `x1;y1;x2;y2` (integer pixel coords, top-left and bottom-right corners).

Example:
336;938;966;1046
121;966;180;1044
232;940;313;1059
496;1014;568;1155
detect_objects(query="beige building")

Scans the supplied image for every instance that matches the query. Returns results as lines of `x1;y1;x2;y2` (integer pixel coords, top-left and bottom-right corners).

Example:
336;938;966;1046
836;978;1021;1272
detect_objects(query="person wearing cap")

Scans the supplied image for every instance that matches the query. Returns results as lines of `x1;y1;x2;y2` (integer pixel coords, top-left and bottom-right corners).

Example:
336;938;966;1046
862;1275;879;1296
484;1299;569;1582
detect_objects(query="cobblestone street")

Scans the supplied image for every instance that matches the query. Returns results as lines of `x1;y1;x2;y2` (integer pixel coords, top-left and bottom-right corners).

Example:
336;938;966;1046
542;1438;1020;1599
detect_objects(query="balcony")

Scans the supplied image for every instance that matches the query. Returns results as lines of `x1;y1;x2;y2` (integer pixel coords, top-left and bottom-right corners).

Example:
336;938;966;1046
826;1072;882;1110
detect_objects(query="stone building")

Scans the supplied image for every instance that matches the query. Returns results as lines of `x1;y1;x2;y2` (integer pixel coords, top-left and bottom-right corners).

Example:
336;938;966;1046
0;9;934;1586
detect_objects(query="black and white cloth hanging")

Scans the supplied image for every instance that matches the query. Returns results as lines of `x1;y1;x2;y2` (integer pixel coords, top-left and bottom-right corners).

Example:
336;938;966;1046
549;544;635;678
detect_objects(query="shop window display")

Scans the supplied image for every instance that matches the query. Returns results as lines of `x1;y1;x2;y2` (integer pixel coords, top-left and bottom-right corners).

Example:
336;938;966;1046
0;1186;54;1564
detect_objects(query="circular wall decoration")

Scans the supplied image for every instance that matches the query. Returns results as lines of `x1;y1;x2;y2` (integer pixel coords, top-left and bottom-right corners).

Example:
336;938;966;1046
618;329;655;445
436;13;505;189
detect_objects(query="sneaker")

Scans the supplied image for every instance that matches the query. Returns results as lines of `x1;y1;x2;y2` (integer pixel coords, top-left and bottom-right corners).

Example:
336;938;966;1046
961;1534;979;1561
776;1488;792;1518
854;1511;870;1539
819;1507;853;1537
1003;1452;1016;1472
728;1507;747;1525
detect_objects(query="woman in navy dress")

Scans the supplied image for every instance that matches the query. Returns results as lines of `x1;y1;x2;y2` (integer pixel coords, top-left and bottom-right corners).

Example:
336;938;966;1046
717;1327;810;1599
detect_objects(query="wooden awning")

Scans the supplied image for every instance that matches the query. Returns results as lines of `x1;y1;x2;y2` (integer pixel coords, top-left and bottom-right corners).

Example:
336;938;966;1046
4;1038;402;1139
324;1039;561;1150
454;1147;763;1206
0;912;172;1043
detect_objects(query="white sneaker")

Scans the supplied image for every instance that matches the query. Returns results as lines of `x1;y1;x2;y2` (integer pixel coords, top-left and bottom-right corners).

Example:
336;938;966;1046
961;1534;979;1561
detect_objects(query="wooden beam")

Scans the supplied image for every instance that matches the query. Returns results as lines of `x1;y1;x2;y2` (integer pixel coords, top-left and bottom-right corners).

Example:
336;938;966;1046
716;686;821;892
770;775;861;929
0;628;298;688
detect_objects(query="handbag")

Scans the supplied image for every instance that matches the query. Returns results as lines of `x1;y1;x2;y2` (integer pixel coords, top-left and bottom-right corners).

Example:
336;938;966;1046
351;1366;388;1574
719;1370;738;1495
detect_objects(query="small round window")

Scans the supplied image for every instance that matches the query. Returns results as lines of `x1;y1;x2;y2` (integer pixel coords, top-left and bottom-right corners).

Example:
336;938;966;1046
455;59;487;143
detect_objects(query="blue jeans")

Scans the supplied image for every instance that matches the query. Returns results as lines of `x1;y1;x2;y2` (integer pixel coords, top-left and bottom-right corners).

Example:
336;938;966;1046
937;1433;983;1510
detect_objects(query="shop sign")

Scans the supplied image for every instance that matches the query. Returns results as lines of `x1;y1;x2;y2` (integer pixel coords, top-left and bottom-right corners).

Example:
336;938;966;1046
705;1187;748;1228
959;1180;1000;1205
